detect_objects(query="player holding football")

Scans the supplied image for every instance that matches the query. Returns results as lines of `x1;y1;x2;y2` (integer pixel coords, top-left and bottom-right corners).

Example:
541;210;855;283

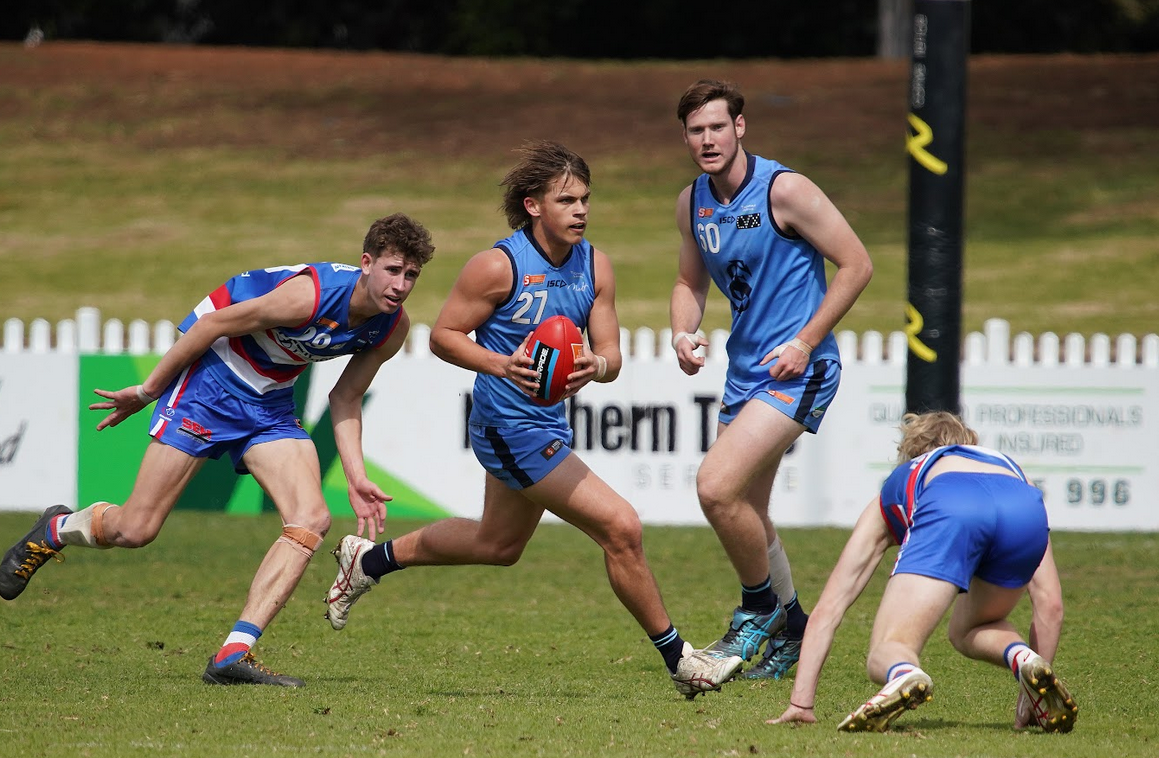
0;214;435;687
669;79;874;678
770;412;1077;733
324;141;744;698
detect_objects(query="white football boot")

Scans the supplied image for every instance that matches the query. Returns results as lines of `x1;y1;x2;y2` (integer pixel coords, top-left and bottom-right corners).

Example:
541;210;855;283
671;642;744;699
1017;653;1078;733
324;535;377;631
838;668;934;732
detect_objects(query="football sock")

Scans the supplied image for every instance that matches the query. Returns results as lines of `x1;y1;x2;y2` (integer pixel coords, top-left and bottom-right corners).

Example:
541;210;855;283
213;621;262;667
361;540;404;581
740;576;778;614
44;515;66;551
886;662;917;683
767;535;798;612
784;592;809;638
650;625;685;674
1004;642;1035;679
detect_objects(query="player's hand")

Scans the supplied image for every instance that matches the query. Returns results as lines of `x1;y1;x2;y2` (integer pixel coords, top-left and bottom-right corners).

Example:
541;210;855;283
672;331;707;376
505;332;540;399
89;386;152;431
347;477;390;541
563;344;600;398
760;341;809;381
767;703;817;725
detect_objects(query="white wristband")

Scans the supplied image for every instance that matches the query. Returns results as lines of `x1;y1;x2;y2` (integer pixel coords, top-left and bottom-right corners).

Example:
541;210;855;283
136;384;156;405
671;331;699;351
594;354;607;381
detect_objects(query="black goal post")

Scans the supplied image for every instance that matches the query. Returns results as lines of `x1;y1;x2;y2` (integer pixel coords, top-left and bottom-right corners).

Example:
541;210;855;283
905;0;970;415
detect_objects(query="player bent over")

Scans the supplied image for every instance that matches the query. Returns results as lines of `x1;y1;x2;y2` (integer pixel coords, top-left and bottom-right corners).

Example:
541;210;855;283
324;142;743;698
0;214;435;687
769;412;1078;733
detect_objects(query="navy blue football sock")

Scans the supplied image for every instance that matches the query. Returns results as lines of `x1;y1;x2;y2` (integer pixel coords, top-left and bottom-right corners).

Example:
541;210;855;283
360;540;405;581
650;625;685;674
784;592;808;637
741;576;779;614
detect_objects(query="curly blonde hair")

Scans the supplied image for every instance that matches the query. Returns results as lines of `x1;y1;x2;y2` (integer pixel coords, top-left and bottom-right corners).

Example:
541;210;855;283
896;411;978;462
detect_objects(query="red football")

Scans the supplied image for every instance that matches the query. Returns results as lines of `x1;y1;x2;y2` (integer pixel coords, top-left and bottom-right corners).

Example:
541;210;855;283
525;315;584;406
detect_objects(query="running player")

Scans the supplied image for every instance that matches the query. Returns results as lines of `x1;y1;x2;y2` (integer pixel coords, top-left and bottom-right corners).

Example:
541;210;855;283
769;412;1077;733
0;214;435;687
669;79;873;677
324;141;743;698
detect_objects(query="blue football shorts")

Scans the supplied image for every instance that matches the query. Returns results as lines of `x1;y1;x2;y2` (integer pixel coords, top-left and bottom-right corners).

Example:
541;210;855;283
469;423;574;490
148;363;311;474
718;358;841;433
891;472;1050;591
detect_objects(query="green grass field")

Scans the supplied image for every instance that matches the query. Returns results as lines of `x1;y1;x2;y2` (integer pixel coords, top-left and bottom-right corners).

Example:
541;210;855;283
1;44;1157;758
0;512;1153;758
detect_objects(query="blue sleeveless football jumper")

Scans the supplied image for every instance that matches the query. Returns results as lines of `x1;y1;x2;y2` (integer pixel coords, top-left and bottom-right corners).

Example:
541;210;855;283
470;228;596;432
689;153;842;428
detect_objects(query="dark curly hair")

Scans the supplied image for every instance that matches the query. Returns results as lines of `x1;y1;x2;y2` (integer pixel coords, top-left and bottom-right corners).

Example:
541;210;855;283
362;213;435;267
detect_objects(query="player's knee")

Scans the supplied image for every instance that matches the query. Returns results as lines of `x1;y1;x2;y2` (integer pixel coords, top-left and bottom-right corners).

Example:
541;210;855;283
600;511;644;558
112;515;163;548
276;524;324;558
695;472;733;516
487;540;526;567
946;625;968;654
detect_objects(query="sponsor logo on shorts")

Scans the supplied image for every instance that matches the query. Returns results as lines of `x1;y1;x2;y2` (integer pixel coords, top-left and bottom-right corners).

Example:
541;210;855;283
295;418;303;429
523;274;547;286
768;390;795;405
164;406;176;418
811;404;828;419
541;439;564;459
178;417;213;443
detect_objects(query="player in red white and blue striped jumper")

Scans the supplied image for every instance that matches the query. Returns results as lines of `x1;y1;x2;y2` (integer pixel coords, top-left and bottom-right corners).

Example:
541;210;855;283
770;411;1078;733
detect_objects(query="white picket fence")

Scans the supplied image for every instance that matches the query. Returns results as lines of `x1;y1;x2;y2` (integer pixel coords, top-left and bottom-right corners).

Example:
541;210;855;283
3;307;1158;368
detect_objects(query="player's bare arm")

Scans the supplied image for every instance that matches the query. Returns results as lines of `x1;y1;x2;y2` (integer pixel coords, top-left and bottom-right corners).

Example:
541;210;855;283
760;172;873;380
430;248;538;394
329;312;409;540
771;497;892;725
669;184;712;376
89;276;319;431
565;248;621;395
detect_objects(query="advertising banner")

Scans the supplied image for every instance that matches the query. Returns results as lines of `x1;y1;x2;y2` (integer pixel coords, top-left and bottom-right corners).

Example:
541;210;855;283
0;353;78;510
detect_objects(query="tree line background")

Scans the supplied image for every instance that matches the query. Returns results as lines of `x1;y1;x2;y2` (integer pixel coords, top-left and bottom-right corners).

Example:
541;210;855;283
5;0;1158;57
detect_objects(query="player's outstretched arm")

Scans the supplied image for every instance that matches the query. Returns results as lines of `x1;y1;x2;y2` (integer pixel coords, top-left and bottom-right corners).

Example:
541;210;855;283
329;312;409;540
770;497;892;725
89;276;317;431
